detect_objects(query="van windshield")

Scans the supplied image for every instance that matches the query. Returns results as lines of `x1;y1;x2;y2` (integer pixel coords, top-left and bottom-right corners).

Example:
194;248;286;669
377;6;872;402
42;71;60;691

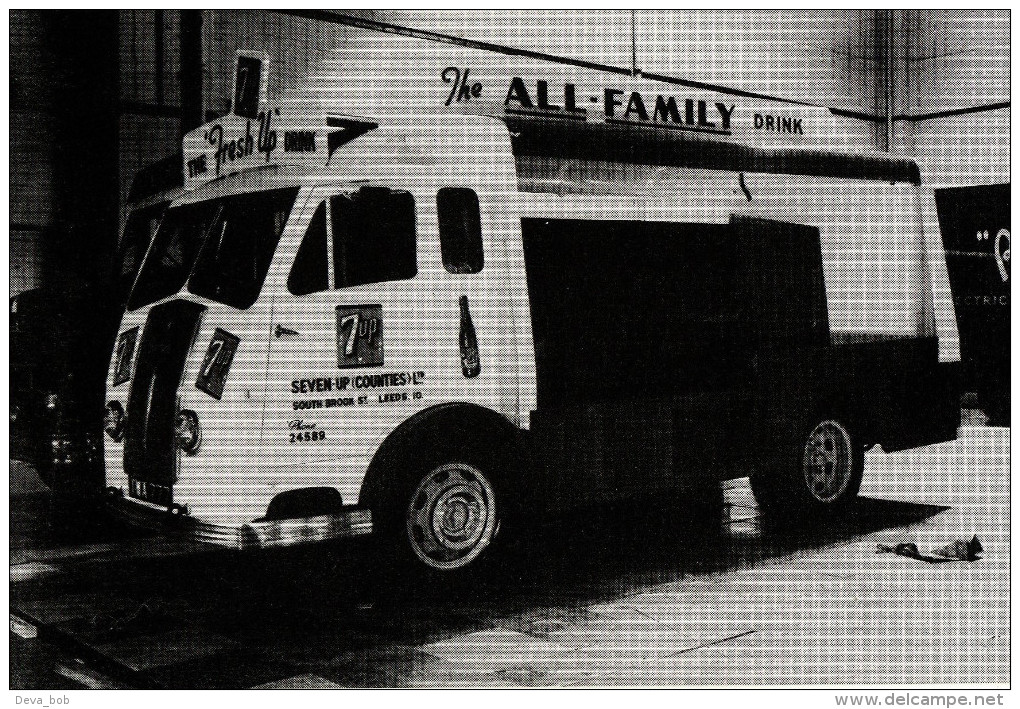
128;188;299;311
117;201;172;306
188;188;299;309
128;200;218;310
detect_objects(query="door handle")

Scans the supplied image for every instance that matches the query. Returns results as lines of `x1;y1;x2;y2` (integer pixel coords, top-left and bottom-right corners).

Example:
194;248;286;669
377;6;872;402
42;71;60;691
274;324;299;338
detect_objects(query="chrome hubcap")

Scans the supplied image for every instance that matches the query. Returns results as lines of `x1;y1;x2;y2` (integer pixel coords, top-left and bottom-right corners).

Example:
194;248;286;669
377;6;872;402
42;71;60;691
803;420;852;503
407;463;496;570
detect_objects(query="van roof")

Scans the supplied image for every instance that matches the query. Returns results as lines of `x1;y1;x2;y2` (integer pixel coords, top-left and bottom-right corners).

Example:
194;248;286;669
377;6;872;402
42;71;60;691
182;32;921;190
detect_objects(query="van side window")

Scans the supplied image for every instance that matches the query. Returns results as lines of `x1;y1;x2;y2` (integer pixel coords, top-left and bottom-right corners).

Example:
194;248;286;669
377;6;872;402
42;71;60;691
437;188;484;274
331;187;417;288
287;201;329;296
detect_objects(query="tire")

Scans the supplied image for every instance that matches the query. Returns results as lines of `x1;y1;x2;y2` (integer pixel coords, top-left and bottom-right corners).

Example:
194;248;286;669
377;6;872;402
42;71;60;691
982;390;1010;427
751;416;863;513
372;441;508;584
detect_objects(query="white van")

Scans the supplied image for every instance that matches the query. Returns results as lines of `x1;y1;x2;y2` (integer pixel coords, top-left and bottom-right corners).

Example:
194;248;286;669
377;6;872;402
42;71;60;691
103;40;960;575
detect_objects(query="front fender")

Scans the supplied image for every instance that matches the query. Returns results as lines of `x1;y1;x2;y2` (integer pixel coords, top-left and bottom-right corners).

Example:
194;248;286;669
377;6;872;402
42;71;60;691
358;402;521;511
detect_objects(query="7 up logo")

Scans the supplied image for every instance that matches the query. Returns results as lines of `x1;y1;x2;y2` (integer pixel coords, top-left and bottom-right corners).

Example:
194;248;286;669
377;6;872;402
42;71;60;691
336;305;383;368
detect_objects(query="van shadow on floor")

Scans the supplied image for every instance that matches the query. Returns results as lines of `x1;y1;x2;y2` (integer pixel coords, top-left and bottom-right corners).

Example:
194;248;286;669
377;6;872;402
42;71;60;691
14;484;946;667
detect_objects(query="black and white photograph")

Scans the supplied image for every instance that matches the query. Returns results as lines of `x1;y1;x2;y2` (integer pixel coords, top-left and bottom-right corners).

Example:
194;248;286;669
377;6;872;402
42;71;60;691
9;10;1010;695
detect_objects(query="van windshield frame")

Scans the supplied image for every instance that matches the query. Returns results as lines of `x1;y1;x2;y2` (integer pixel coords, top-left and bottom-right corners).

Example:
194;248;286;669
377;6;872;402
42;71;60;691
117;200;172;307
127;200;220;311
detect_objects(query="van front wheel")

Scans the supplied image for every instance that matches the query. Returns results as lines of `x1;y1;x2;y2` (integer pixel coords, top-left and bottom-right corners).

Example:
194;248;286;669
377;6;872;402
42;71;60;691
405;461;499;572
371;442;508;585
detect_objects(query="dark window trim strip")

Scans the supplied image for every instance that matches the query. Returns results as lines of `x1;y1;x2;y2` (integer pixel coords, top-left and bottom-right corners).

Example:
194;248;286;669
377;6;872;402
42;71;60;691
828;107;885;123
897;101;1009;123
507;116;920;185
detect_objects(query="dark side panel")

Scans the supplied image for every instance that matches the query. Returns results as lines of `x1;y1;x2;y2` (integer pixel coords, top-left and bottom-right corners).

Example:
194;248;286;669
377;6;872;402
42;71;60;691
751;337;958;461
521;216;957;509
521;217;777;503
730;216;829;349
838;337;959;452
522;218;757;406
934;183;1010;424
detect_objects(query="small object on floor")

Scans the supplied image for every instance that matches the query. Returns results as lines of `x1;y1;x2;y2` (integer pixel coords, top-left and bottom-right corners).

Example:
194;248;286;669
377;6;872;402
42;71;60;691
876;542;921;559
933;535;983;562
876;536;983;563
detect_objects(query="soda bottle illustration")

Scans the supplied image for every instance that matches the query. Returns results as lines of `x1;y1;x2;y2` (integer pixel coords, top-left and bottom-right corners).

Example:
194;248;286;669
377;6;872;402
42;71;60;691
459;295;481;378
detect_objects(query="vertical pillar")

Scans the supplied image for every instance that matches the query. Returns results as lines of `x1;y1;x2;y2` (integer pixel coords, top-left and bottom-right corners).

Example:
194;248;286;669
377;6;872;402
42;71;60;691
873;10;895;152
180;10;203;134
154;9;165;106
45;10;120;287
884;10;895;153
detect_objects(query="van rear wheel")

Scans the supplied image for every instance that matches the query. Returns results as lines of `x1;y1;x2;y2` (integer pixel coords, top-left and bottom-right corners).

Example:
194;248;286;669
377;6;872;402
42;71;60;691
799;419;862;504
751;416;863;513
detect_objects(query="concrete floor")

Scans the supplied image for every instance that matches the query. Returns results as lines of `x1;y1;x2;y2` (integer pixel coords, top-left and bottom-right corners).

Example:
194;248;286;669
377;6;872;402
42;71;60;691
10;417;1009;688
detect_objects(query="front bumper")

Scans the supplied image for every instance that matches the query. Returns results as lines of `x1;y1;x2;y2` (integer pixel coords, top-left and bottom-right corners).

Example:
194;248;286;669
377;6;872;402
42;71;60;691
105;490;373;549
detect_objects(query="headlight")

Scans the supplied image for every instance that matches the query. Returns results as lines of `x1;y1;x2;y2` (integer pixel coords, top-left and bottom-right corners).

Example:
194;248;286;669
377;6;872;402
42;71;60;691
45;393;60;411
51;435;76;465
104;401;125;442
174;409;201;455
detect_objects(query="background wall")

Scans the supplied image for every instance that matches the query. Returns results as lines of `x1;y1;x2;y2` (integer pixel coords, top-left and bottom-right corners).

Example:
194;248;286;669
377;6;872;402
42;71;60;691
897;10;1010;187
8;10;1010;297
11;11;118;294
10;11;54;295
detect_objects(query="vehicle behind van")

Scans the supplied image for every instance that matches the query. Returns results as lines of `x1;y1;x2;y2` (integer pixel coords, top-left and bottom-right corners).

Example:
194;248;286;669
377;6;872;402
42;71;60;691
11;154;183;522
934;183;1010;425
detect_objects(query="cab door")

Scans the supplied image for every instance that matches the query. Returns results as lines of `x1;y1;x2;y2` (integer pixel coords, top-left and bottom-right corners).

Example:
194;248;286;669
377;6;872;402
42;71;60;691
120;186;311;525
261;174;518;511
262;184;424;510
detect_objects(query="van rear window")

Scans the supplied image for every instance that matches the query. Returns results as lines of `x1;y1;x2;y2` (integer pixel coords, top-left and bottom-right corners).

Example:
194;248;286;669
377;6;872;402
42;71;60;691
332;187;417;289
